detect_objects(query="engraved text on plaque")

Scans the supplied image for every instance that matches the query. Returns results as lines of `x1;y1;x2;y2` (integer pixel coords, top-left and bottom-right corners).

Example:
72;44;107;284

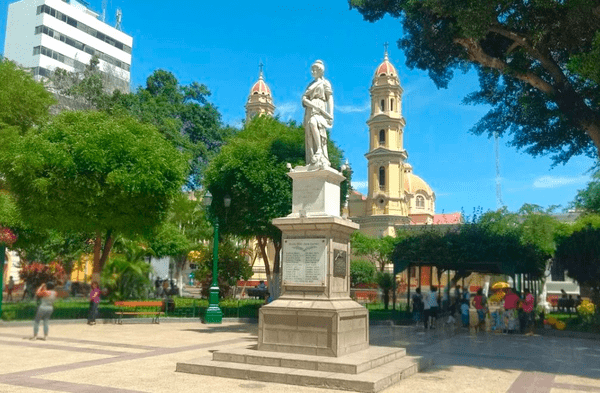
283;239;327;285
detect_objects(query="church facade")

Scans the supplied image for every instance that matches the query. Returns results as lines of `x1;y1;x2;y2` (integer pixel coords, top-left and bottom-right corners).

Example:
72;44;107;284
347;50;459;238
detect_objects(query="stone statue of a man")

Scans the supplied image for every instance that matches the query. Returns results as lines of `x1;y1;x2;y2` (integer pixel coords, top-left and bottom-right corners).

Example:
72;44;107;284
302;60;334;169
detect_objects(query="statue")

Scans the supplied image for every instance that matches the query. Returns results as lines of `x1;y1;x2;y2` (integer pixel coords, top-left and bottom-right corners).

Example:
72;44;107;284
302;60;334;169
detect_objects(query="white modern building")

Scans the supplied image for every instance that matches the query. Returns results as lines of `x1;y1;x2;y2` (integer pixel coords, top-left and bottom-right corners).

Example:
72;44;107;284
4;0;132;92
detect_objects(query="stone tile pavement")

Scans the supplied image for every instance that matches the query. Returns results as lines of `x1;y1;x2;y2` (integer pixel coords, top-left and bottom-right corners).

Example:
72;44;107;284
0;319;598;392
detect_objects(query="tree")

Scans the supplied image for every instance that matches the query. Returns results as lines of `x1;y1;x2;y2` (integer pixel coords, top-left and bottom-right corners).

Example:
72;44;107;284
376;271;394;310
0;111;187;279
351;0;600;164
189;238;253;298
107;70;235;189
350;259;377;287
571;170;600;214
351;232;398;272
102;238;153;300
148;192;212;294
555;225;600;310
203;116;349;295
0;57;55;134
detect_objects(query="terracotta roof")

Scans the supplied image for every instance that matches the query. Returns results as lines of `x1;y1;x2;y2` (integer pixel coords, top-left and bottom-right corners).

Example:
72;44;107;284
250;78;271;96
433;213;462;225
375;59;397;77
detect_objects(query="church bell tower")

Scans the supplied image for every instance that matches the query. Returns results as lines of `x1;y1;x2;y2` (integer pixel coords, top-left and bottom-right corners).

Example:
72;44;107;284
245;63;275;122
365;47;409;220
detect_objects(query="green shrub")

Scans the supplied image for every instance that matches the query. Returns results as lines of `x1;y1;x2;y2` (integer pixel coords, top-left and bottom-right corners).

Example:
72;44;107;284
350;259;376;287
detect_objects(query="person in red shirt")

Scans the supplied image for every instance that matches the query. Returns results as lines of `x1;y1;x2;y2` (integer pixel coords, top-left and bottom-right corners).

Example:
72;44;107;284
503;288;520;333
472;288;487;331
522;288;535;336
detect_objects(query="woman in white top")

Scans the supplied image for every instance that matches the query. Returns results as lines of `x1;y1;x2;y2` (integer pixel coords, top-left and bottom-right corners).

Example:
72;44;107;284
427;286;439;329
31;282;58;340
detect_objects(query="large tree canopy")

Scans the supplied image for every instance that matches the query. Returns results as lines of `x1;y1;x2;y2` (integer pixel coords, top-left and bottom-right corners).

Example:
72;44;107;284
555;224;600;307
571;169;600;214
0;58;55;134
351;0;600;164
0;111;187;275
107;70;235;189
203;116;349;287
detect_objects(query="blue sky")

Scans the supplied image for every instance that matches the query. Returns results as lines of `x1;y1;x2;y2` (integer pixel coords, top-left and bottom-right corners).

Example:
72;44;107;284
1;0;596;215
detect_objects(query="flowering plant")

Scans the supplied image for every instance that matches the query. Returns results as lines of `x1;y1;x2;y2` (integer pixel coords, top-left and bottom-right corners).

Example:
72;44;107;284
0;227;17;246
19;261;65;290
577;300;596;325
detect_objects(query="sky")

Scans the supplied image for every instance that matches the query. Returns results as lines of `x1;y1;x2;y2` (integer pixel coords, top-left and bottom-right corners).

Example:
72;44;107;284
1;0;597;216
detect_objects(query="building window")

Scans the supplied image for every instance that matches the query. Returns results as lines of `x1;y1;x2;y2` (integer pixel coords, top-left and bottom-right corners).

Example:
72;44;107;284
410;266;417;278
380;99;385;111
37;4;132;54
34;25;130;71
416;195;425;208
390;98;395;111
379;129;385;145
379;167;386;191
551;260;566;282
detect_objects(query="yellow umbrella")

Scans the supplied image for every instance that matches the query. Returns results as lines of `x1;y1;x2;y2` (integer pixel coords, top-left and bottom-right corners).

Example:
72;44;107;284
492;282;510;290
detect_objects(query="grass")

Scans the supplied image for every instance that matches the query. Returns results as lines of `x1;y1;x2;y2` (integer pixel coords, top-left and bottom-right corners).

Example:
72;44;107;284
546;312;600;334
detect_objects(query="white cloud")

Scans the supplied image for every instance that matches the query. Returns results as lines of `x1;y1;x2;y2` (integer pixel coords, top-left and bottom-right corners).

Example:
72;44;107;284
275;102;299;120
532;175;589;189
337;102;370;114
351;180;368;191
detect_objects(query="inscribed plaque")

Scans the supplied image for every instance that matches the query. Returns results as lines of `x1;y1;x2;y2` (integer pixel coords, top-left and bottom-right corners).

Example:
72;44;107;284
282;239;327;285
333;249;347;278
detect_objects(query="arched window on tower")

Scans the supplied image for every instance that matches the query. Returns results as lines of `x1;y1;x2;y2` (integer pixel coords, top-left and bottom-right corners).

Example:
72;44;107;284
379;167;386;191
416;195;425;208
390;98;395;112
380;99;385;112
379;129;385;146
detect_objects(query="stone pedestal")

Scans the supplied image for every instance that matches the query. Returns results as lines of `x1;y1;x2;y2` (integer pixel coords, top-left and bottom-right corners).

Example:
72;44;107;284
257;167;369;357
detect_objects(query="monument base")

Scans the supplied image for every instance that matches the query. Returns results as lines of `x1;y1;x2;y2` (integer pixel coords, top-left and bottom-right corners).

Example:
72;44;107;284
258;297;369;357
176;345;432;393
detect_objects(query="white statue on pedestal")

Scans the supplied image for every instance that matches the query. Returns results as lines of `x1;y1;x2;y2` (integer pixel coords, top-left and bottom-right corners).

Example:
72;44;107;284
302;60;334;169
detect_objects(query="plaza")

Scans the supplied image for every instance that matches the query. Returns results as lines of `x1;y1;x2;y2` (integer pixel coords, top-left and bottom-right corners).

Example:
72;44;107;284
1;320;599;393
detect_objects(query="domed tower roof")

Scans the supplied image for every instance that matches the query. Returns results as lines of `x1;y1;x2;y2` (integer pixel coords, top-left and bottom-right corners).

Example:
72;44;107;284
250;70;272;96
245;63;275;122
374;50;397;78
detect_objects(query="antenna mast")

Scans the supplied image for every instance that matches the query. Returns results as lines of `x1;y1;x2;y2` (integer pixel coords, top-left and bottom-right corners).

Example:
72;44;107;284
115;8;122;31
495;132;504;208
101;0;107;22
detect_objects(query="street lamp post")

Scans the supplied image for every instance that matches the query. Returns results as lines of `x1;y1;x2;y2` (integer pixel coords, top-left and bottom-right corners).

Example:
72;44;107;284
203;192;231;324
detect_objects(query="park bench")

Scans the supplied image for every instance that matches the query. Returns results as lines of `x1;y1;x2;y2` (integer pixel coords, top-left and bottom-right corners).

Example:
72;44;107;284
114;301;164;324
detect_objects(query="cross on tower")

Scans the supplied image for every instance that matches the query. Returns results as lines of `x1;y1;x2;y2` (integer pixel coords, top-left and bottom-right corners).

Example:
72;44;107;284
258;62;264;78
383;42;389;53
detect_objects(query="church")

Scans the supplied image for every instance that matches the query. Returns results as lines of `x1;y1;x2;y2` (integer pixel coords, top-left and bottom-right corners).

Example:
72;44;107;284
243;51;461;239
240;51;462;293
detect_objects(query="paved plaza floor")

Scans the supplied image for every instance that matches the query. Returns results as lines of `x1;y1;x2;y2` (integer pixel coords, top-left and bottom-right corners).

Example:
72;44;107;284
0;319;599;393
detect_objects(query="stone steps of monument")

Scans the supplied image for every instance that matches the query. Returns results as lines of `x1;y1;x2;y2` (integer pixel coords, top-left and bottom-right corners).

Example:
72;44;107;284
176;349;432;393
212;346;406;374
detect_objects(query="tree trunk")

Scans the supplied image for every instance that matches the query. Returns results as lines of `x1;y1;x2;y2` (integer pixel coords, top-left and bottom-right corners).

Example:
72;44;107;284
257;236;272;287
92;229;113;282
272;241;282;299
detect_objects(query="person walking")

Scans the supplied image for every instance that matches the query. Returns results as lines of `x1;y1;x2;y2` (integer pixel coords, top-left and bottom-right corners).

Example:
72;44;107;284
460;300;470;328
522;288;535;336
503;287;520;334
427;286;439;329
6;276;15;301
87;281;101;325
412;287;424;325
472;288;487;331
30;282;58;340
423;289;431;329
